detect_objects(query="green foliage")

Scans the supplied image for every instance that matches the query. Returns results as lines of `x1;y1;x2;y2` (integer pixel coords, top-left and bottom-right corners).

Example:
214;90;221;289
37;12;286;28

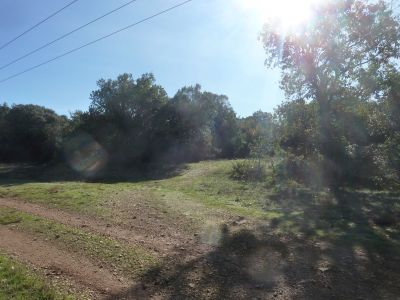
230;160;266;182
236;111;276;157
261;0;400;188
275;100;318;157
262;0;400;103
274;153;324;188
69;77;241;167
0;104;68;163
170;84;240;161
73;73;169;165
273;97;400;189
385;134;400;185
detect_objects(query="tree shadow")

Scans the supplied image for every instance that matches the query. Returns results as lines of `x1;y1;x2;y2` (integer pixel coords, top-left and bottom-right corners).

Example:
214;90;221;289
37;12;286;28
268;188;400;298
0;162;188;186
107;226;294;300
106;189;400;299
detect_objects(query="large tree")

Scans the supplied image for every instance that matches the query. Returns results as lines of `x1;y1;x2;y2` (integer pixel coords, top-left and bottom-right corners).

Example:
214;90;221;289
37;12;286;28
78;73;169;165
261;0;400;186
171;84;239;161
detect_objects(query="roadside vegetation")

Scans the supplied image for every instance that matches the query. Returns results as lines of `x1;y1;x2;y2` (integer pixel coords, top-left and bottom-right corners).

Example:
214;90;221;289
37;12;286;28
0;0;400;298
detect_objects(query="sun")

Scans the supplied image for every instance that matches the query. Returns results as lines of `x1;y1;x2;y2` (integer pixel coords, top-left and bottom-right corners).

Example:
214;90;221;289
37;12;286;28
239;0;320;32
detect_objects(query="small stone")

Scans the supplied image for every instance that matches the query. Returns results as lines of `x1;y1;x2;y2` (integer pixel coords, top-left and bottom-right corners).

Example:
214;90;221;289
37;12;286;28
318;266;330;272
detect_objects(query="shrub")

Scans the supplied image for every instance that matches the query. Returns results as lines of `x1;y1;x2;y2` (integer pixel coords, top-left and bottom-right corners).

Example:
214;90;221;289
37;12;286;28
230;160;266;181
275;153;324;188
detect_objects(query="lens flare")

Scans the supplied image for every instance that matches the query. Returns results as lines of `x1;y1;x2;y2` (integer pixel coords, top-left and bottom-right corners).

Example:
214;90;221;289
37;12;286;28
63;133;108;177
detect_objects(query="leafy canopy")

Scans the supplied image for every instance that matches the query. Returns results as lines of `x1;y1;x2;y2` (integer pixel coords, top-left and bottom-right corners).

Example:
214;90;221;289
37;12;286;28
261;0;400;102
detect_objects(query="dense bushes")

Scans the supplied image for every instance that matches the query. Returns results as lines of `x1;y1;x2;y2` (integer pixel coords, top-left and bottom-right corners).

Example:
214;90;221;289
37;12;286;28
0;74;252;168
270;98;400;189
230;160;266;181
71;75;242;166
0;104;69;163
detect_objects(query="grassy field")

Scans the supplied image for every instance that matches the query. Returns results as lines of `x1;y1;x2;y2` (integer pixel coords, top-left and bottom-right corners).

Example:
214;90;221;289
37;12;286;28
0;253;73;300
0;160;399;299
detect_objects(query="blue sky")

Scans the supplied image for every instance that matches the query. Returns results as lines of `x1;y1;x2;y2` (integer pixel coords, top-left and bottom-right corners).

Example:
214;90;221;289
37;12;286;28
0;0;284;117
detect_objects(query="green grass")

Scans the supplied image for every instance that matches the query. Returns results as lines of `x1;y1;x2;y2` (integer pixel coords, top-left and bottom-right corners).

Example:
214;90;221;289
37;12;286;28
0;253;73;300
0;207;158;278
0;161;279;222
1;160;399;256
152;160;280;219
0;181;133;215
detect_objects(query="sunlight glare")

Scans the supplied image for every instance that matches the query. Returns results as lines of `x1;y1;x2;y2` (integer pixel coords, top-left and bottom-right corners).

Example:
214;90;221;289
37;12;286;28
240;0;320;32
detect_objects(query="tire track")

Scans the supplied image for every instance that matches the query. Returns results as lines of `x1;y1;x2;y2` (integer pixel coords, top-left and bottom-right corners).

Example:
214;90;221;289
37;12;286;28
0;197;199;256
0;226;129;299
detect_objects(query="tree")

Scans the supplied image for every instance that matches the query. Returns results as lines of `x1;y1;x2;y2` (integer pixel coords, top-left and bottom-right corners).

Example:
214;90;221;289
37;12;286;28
0;104;68;162
171;84;239;161
237;111;275;157
77;73;169;165
70;76;241;166
261;0;400;186
376;67;400;183
0;103;11;160
275;100;318;157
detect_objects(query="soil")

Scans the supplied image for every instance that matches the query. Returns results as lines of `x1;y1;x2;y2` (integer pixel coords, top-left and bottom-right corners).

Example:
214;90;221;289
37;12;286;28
0;198;209;258
0;226;128;299
1;197;400;299
0;197;213;299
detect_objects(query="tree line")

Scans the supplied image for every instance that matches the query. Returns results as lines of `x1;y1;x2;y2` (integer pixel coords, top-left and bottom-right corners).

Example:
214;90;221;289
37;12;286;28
0;0;399;189
0;74;271;167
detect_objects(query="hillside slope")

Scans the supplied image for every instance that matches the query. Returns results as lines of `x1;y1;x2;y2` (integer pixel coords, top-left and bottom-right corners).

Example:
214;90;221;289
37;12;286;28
0;160;399;299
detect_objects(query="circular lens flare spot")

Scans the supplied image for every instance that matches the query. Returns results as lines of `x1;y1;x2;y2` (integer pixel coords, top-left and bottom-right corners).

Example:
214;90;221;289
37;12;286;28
64;133;108;177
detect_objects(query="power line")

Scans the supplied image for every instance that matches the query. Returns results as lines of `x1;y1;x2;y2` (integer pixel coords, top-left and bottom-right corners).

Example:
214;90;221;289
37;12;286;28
0;0;81;51
0;0;140;71
0;0;193;84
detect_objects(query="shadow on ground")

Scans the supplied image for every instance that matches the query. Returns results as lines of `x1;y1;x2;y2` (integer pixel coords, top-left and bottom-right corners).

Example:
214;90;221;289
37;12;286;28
108;190;400;299
0;163;188;185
